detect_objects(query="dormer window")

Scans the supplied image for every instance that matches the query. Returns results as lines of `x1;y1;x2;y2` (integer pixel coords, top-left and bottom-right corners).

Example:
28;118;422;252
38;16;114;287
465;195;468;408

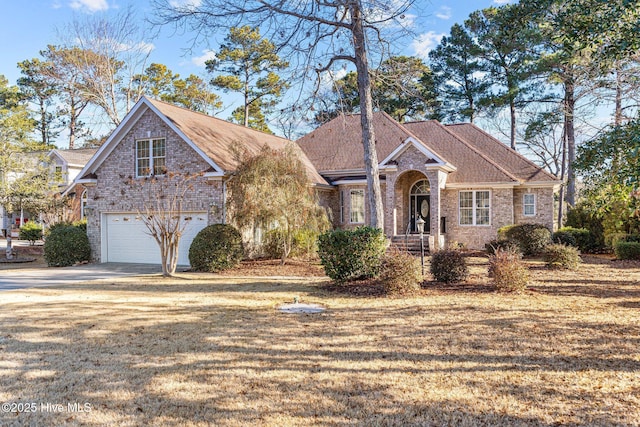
136;138;166;177
54;166;64;182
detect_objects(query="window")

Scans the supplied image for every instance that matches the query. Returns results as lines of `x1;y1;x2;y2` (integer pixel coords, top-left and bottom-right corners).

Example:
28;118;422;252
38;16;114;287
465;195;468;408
136;138;166;177
81;190;88;219
54;166;64;182
350;189;365;223
523;193;536;216
459;190;490;226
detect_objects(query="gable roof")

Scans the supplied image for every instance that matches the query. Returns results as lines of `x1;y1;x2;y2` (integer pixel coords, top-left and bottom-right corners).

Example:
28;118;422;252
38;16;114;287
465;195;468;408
296;111;445;172
297;112;559;185
79;96;328;186
50;148;98;168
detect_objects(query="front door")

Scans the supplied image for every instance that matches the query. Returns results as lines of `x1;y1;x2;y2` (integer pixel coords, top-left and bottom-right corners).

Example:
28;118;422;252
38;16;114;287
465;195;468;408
410;195;431;234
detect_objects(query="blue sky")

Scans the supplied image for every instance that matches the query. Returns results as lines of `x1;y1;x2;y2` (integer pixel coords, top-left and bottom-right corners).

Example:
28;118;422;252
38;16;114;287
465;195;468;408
1;0;511;145
1;0;510;86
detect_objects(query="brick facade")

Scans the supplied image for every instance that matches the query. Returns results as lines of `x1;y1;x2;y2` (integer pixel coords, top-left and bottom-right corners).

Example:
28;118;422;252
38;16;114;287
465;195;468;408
86;109;224;262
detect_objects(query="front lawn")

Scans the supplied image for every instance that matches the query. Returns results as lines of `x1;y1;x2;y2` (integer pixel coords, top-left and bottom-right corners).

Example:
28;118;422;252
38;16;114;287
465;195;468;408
0;255;638;426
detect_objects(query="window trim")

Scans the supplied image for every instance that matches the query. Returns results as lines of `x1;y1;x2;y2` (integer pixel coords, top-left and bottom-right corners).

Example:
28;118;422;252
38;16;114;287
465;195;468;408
523;193;536;217
349;189;365;224
459;190;491;226
135;138;166;177
80;190;88;219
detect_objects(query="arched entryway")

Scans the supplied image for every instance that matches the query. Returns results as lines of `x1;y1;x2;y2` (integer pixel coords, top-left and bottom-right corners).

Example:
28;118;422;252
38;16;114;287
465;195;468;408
410;179;430;233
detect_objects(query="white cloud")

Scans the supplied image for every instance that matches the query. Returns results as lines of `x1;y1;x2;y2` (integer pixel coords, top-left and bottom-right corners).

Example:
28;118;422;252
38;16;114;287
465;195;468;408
192;49;216;67
493;0;513;4
169;0;202;9
435;6;452;20
411;31;446;59
319;68;349;90
69;0;109;12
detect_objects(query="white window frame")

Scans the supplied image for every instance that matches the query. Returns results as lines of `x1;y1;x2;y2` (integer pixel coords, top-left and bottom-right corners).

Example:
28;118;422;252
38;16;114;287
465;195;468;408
523;193;536;216
136;138;166;177
350;189;365;224
459;190;491;226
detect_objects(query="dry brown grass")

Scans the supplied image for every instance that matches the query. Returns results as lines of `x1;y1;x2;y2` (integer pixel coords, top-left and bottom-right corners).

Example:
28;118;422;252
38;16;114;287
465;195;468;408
0;255;639;426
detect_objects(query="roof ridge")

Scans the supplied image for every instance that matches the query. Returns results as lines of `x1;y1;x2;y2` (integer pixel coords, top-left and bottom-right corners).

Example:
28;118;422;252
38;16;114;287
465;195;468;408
429;121;521;182
448;122;559;180
146;96;292;143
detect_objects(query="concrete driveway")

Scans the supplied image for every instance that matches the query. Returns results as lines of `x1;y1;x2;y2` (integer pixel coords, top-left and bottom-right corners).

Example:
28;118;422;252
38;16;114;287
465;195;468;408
0;263;163;291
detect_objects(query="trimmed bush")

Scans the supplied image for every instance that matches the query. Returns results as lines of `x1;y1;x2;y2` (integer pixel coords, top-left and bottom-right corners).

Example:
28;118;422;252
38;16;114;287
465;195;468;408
614;241;640;260
189;224;244;272
430;249;468;284
19;222;43;245
44;225;91;267
489;247;529;292
318;226;387;282
552;227;595;253
543;243;582;270
502;223;551;256
380;250;423;295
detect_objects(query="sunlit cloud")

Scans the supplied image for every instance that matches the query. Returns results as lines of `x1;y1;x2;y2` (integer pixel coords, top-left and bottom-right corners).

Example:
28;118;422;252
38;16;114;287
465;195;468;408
411;31;446;59
435;6;452;20
493;0;513;4
169;0;202;9
192;50;217;67
69;0;109;12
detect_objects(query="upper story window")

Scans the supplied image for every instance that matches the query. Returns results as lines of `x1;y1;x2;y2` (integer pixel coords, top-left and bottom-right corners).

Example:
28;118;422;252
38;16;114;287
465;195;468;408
54;166;65;183
523;193;536;216
136;138;166;177
459;190;490;226
350;189;365;224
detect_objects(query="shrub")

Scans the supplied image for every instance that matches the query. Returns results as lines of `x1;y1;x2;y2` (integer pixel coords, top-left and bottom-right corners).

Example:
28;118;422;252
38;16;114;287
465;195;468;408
430;249;468;284
552;227;595;253
485;239;520;256
318;226;387;282
502;223;551;256
189;224;244;272
489;247;529;292
44;225;91;267
565;203;606;250
543;243;582;270
263;228;321;260
380;250;423;295
19;222;43;245
263;229;288;259
614;241;640;260
621;234;640;243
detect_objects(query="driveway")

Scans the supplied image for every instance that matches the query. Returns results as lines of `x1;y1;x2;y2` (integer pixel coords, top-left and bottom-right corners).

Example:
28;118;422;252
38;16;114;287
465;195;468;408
0;263;163;291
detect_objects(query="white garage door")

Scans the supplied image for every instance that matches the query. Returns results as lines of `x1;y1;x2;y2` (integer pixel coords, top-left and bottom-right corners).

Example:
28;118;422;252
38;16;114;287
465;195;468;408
103;212;208;265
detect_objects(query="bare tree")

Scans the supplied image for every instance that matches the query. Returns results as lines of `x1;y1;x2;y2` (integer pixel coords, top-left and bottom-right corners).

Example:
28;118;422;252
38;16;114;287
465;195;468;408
60;6;153;127
152;0;416;229
126;171;202;277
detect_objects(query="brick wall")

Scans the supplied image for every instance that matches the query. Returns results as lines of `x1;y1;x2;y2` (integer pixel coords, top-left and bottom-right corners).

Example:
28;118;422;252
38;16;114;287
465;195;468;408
86;109;224;261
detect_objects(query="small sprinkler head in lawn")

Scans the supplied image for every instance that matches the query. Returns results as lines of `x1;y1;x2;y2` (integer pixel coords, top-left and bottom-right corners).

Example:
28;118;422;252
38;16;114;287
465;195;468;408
293;296;299;304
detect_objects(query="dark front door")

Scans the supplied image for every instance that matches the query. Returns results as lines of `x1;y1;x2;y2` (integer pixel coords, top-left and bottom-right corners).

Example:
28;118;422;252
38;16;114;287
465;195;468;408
411;195;431;233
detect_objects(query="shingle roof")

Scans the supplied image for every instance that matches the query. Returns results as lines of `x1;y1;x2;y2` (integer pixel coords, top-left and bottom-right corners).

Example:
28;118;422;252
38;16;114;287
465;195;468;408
444;123;558;182
53;148;98;167
296;112;558;185
146;98;329;186
295;111;422;172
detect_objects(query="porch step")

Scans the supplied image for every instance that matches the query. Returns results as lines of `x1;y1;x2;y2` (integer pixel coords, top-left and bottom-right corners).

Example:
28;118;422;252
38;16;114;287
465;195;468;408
389;235;428;255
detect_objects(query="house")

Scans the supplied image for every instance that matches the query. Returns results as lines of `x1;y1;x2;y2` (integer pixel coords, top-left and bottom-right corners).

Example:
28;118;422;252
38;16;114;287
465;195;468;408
50;148;97;221
75;96;328;265
75;96;559;266
297;112;560;250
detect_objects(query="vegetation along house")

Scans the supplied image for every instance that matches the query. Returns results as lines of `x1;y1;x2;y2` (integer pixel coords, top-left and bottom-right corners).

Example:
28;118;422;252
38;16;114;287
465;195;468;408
75;96;560;265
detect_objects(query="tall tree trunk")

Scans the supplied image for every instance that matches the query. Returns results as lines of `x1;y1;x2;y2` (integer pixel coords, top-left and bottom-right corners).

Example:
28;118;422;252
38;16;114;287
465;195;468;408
615;67;623;126
557;125;568;228
510;100;517;150
564;74;576;207
350;1;384;229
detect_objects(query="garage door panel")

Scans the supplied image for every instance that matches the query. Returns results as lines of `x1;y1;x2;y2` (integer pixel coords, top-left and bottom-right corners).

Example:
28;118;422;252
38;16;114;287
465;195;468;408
105;212;207;265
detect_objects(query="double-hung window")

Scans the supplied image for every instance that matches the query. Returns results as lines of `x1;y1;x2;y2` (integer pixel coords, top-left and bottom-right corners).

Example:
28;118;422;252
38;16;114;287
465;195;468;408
136;138;166;177
523;193;536;216
350;189;365;224
459;190;490;225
